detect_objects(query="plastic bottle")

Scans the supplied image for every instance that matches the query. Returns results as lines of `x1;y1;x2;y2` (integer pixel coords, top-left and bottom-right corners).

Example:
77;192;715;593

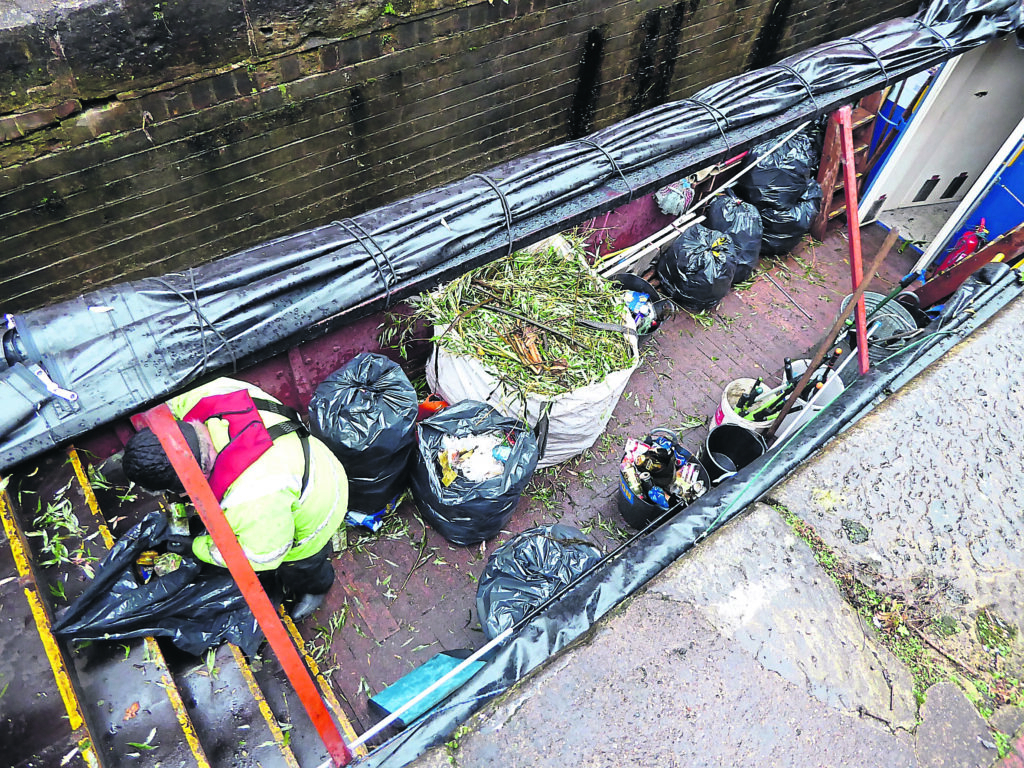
168;502;190;537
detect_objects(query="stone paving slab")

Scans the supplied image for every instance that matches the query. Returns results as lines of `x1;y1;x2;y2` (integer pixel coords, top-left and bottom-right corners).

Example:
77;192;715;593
772;297;1024;676
654;503;918;732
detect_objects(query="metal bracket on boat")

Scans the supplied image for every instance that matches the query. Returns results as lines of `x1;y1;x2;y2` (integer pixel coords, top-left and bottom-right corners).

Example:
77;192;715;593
27;363;78;403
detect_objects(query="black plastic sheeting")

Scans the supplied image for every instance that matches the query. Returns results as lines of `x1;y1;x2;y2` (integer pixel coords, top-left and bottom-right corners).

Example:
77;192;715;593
354;265;1024;768
1;0;1020;473
54;512;262;656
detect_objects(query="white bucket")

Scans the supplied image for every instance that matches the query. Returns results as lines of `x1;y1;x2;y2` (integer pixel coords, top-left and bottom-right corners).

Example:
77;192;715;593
713;378;784;433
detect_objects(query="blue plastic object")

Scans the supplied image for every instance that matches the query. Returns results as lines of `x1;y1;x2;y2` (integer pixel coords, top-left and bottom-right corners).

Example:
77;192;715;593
368;650;485;729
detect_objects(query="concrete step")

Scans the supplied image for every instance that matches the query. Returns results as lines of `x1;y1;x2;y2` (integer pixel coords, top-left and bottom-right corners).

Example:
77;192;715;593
2;447;309;767
0;504;96;768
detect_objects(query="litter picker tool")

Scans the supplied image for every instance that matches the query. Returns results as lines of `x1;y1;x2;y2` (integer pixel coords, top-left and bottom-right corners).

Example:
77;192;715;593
764;272;814;321
764;227;900;441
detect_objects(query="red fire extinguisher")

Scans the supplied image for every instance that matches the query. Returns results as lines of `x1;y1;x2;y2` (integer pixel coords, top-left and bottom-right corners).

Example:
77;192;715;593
932;218;988;275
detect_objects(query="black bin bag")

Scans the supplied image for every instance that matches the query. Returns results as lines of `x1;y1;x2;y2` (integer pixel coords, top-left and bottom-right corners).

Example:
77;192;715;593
705;191;763;284
736;132;819;209
409;400;539;546
54;512;261;656
760;179;824;257
308;353;419;522
476;524;602;640
655;224;738;312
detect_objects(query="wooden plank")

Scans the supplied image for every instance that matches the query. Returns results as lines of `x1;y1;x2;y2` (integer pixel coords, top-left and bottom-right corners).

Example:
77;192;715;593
913;222;1024;308
811;116;843;241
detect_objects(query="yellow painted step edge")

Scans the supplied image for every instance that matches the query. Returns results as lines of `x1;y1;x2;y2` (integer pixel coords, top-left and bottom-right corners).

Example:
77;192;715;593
0;479;100;768
282;610;368;758
69;448;212;768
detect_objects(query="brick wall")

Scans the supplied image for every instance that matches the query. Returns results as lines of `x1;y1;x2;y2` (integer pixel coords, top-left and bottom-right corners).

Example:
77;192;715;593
0;0;913;313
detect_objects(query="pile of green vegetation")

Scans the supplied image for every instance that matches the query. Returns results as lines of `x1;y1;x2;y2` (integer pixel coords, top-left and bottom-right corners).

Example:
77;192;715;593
410;237;636;398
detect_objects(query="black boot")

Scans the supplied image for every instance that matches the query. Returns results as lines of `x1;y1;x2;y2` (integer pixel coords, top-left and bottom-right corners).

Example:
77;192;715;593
291;592;325;622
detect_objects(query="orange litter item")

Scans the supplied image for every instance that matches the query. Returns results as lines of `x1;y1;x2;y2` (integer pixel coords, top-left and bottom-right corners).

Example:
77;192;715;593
417;394;449;422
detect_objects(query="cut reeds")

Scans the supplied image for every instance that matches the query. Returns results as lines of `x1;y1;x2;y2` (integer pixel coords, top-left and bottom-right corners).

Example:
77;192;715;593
411;234;637;398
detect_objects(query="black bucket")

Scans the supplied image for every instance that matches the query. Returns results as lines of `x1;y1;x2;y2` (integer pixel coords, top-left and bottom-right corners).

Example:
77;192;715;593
616;449;711;530
700;424;767;485
611;274;676;341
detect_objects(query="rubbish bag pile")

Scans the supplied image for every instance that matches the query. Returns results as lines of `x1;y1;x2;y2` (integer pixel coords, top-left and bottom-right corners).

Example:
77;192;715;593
653;128;822;313
54;512;261;656
409;400;539;546
736;132;823;257
308;353;419;531
476;524;602;639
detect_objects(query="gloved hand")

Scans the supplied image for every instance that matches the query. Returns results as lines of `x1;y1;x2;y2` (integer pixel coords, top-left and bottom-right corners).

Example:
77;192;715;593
166;534;192;555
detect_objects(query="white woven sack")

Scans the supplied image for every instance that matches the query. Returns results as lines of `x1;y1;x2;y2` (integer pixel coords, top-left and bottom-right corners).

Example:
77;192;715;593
426;313;639;469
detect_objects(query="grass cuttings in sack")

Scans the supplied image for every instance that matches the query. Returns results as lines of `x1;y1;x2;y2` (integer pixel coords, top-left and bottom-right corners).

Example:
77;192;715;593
412;237;636;398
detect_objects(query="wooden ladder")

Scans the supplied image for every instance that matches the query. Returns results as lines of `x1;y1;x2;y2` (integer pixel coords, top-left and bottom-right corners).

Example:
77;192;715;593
810;89;886;240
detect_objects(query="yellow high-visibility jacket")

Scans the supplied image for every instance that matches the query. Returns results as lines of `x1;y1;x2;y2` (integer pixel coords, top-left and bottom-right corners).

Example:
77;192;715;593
168;377;348;570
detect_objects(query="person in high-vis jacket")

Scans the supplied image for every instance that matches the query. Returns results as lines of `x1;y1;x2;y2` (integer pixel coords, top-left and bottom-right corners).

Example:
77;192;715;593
121;376;348;621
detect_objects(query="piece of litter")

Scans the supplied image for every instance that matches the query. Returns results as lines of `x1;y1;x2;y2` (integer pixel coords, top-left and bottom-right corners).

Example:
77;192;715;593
440;433;505;482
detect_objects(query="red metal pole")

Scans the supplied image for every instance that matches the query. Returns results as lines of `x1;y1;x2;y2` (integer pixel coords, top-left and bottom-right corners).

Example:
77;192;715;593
836;105;870;375
132;404;352;766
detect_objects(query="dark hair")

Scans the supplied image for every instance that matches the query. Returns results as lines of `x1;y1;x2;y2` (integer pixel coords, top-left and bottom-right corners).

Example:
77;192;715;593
122;422;202;492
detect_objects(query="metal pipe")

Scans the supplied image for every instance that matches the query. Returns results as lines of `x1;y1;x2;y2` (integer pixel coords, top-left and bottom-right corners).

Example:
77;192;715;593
763;272;814;321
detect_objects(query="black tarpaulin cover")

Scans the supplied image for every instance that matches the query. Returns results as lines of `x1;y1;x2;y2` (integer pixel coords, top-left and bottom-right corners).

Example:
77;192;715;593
1;0;1020;474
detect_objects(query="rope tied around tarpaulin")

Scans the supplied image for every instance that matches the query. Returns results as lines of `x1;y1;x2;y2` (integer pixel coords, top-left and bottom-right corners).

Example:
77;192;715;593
681;98;733;161
847;36;892;86
334;218;400;309
151;272;239;376
471;173;515;258
772;64;822;113
912;18;955;53
572;138;635;202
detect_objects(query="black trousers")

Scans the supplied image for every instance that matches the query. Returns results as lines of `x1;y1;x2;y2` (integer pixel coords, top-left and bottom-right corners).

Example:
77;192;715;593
275;543;335;596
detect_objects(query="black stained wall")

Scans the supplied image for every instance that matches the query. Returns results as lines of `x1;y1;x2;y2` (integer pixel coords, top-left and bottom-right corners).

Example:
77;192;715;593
0;0;916;312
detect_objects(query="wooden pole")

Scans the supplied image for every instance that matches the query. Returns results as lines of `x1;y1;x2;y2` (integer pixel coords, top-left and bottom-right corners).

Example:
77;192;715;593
764;227;900;440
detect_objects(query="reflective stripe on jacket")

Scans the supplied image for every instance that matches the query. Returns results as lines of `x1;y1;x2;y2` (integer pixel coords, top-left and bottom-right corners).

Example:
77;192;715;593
168;377;348;571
